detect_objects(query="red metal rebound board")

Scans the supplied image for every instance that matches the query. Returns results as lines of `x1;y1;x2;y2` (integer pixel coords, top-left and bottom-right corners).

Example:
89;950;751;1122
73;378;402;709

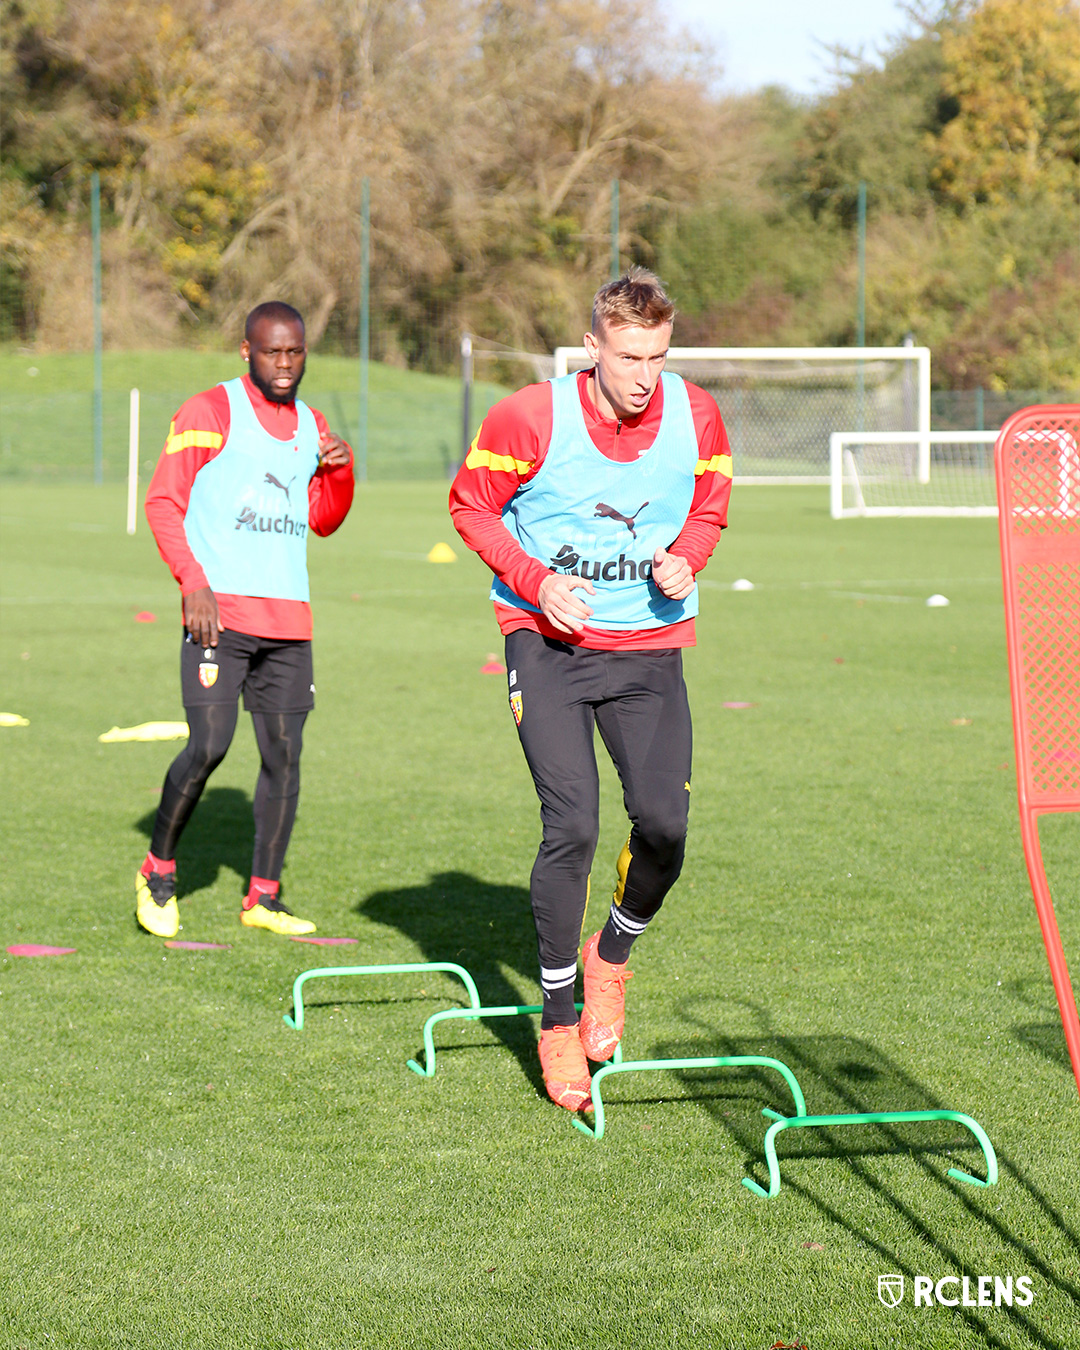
995;405;1080;1097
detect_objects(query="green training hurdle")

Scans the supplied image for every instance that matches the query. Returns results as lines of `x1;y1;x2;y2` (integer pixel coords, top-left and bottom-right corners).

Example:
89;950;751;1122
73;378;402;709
741;1108;999;1199
572;1055;808;1140
283;962;482;1031
406;1002;624;1078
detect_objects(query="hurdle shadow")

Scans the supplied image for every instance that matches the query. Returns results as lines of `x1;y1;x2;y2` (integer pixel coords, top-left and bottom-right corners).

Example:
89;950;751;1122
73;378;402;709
631;994;1079;1350
357;871;543;1091
1002;974;1077;1078
1013;1021;1076;1077
135;786;253;901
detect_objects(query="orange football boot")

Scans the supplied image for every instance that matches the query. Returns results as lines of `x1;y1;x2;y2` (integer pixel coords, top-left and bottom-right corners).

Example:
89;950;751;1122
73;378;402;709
538;1024;593;1112
579;931;633;1061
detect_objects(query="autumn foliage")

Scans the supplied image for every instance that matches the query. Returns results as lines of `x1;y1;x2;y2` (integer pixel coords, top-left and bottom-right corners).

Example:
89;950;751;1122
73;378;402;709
1;0;1076;389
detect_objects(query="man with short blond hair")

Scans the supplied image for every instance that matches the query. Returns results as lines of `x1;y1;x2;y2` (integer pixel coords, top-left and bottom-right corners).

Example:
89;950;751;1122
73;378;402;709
591;269;676;332
450;268;732;1112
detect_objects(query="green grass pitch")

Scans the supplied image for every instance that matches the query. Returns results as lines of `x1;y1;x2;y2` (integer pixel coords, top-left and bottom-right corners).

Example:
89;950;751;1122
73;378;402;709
2;475;1080;1348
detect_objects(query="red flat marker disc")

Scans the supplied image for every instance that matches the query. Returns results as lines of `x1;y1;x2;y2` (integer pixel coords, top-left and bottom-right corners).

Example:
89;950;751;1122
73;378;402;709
288;936;359;946
7;944;76;957
134;612;157;623
480;662;507;674
722;701;756;709
164;940;232;951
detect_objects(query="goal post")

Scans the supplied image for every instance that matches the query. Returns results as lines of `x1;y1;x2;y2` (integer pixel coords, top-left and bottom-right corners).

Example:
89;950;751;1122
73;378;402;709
830;430;1000;519
552;345;931;483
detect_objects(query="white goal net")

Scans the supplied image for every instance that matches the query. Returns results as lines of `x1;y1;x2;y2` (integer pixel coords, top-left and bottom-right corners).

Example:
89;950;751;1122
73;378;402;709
552;345;930;483
830;431;1000;518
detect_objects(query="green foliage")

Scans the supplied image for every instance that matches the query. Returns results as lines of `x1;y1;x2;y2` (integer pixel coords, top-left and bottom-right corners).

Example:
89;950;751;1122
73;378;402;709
655;2;1078;386
935;0;1080;208
0;0;1076;389
786;27;954;225
661;200;849;346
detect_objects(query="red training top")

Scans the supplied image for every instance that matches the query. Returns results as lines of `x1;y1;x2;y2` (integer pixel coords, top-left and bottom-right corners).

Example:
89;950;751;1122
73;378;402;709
448;369;732;650
144;374;354;640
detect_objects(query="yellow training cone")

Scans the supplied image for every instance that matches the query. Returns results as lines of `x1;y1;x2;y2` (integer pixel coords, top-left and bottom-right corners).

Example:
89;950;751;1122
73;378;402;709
427;542;457;563
99;721;190;743
0;713;29;727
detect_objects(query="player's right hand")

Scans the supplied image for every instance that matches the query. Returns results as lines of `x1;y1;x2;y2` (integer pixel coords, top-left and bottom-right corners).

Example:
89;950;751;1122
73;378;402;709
183;586;220;648
537;573;595;634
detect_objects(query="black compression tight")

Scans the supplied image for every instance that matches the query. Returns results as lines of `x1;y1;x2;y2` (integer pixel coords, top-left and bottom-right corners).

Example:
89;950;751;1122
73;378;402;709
250;711;306;880
150;706;307;882
150;704;238;859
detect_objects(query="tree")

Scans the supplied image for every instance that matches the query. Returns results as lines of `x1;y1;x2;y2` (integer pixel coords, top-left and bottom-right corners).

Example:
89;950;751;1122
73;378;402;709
933;0;1080;207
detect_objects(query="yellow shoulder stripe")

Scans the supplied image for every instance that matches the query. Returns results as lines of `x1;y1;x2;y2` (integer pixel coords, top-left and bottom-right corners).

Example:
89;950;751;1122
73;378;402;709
464;434;533;476
165;423;224;455
695;452;733;478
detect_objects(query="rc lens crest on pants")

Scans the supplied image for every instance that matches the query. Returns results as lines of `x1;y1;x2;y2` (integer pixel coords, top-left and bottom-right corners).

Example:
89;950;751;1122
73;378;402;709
510;690;523;726
198;663;219;689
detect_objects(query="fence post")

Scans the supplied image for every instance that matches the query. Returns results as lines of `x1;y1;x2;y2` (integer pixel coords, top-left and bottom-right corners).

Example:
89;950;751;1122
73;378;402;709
460;333;473;468
610;179;620;280
91;170;103;486
356;175;369;483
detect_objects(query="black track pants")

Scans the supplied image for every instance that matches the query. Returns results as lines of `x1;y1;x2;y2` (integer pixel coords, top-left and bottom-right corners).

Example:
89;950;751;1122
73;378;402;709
505;630;692;1009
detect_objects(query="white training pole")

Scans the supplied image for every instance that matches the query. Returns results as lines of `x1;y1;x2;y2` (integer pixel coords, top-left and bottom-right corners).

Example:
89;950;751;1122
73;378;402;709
829;432;844;519
126;388;140;535
917;348;932;484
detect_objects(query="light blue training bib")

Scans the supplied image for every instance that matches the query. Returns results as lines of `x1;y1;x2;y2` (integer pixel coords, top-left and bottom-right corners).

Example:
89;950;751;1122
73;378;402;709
184;378;321;601
491;371;699;629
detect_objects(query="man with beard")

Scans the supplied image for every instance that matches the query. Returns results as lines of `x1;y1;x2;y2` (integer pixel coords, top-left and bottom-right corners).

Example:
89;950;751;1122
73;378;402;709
136;302;354;938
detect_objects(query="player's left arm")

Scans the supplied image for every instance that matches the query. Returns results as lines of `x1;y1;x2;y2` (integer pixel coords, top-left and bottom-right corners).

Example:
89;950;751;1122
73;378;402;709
307;408;355;536
653;388;732;599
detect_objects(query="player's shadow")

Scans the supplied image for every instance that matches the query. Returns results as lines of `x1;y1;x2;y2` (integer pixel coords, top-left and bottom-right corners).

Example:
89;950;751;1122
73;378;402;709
357;871;544;1092
135;787;253;900
626;996;1078;1350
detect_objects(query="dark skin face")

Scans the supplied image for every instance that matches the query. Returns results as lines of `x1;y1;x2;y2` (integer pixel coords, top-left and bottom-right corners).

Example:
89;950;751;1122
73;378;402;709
182;314;352;649
241;316;307;403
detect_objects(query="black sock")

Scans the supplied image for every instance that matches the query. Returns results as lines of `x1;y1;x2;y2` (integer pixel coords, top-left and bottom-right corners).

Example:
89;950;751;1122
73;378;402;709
596;902;650;965
539;962;578;1030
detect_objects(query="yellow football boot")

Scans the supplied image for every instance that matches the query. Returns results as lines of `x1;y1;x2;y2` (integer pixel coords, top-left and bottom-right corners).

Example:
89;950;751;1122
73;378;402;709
240;895;316;936
135;867;179;938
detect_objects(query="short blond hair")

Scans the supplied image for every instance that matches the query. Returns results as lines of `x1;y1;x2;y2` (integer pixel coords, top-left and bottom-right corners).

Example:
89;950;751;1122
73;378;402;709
591;267;676;335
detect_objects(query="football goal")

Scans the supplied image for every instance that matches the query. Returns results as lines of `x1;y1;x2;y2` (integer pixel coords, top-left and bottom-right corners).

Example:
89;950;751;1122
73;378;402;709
552;345;931;483
830;430;1000;519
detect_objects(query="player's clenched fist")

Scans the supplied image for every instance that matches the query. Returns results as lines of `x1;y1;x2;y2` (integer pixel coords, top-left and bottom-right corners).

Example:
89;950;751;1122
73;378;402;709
317;433;352;469
538;573;596;634
651;546;695;601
